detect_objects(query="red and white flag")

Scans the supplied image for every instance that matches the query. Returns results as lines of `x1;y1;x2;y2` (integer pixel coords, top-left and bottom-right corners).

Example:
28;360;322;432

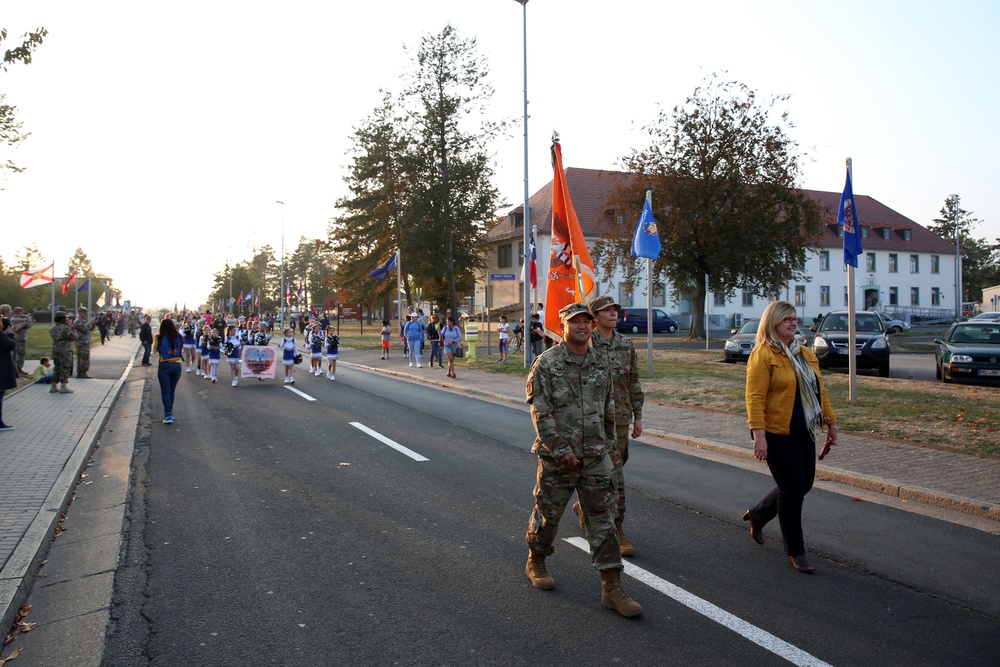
20;263;55;289
61;271;77;295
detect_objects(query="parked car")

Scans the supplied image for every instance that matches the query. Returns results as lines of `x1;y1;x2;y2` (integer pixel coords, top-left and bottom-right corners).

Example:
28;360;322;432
810;310;890;377
723;319;807;363
934;321;1000;384
616;307;679;334
875;311;911;334
969;312;1000;323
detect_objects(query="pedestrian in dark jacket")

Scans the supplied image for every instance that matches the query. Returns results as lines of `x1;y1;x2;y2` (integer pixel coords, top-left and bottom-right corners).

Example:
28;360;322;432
139;315;153;366
0;319;25;430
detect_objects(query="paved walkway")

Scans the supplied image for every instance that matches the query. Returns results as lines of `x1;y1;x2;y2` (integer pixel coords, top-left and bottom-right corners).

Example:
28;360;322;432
2;333;999;643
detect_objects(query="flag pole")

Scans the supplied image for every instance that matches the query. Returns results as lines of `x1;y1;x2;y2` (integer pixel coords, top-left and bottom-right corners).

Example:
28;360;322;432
518;0;532;368
846;157;857;401
645;191;654;376
50;262;56;322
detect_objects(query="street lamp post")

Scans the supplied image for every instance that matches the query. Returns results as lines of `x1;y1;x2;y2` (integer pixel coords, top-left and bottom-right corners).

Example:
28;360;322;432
276;200;285;326
515;0;531;368
955;223;962;321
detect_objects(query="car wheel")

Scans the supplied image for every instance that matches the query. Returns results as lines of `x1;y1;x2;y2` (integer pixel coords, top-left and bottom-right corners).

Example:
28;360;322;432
723;358;736;364
889;326;900;334
878;362;890;378
631;325;640;334
667;324;677;333
935;363;941;380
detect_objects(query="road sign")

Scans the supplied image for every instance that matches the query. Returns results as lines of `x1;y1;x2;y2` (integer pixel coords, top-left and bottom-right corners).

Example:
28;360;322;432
490;274;516;281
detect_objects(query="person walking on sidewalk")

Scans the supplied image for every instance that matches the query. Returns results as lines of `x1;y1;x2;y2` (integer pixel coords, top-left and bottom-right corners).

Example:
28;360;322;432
49;312;75;394
743;300;838;575
426;315;442;367
0;317;21;430
154;319;184;424
403;312;424;368
572;295;643;557
523;302;642;618
139;315;153;366
441;316;462;378
72;306;95;379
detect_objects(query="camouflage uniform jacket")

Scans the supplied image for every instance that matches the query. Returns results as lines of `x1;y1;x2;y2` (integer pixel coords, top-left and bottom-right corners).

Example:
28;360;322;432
592;329;644;426
50;323;74;353
10;315;31;343
72;317;94;344
526;343;616;461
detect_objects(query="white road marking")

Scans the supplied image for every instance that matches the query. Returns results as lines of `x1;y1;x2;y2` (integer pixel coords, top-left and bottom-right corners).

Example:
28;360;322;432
564;537;832;667
349;422;429;462
284;386;317;401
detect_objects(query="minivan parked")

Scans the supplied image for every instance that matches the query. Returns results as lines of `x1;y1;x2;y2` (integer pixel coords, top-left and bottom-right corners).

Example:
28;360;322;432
616;307;679;334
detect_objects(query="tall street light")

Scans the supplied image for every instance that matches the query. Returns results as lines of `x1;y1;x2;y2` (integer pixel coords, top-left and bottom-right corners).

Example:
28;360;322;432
514;0;531;367
276;200;285;326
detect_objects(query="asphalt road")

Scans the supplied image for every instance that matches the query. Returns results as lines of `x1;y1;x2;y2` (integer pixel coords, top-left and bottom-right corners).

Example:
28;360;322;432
94;363;1000;667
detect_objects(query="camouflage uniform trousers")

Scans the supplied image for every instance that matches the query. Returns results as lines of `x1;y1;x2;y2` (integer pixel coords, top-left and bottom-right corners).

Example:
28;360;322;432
15;335;27;371
53;349;73;383
76;342;91;375
609;424;631;524
526;453;621;571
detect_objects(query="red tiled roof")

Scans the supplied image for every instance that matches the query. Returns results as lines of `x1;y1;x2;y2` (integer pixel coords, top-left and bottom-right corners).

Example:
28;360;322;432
488;168;955;254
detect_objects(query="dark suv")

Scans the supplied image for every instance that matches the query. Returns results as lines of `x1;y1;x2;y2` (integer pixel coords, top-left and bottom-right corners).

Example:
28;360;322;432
616;307;679;334
811;310;890;377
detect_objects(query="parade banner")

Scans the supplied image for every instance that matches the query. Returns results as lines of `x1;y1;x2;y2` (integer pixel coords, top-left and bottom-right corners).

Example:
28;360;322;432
240;345;277;379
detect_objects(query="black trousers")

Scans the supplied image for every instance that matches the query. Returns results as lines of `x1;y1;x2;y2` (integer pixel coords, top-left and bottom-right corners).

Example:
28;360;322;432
749;429;816;557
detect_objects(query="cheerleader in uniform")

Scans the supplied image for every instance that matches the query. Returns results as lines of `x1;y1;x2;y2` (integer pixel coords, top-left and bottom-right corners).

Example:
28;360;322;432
253;323;271;347
325;330;340;381
281;327;297;384
224;325;242;387
207;329;223;383
181;318;197;372
198;325;212;377
308;324;324;376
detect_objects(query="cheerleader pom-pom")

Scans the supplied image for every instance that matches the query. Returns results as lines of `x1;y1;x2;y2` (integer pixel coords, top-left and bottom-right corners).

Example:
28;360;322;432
293;353;303;365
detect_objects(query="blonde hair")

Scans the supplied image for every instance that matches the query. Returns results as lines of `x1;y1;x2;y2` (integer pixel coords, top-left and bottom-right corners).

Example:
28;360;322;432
755;300;797;348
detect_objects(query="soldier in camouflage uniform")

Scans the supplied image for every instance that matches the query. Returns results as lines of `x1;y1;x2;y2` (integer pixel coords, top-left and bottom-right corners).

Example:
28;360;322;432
73;306;95;378
50;312;75;394
572;295;644;556
524;302;642;617
10;307;32;375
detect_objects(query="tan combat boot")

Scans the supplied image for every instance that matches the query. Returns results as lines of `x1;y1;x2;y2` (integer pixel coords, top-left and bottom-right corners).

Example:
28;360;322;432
616;521;635;557
600;568;643;617
49;383;59;393
525;553;555;590
572;500;586;530
59;383;73;394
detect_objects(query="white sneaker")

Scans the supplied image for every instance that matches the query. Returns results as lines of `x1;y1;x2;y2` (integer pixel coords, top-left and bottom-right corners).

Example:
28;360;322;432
409;362;414;367
289;377;295;384
329;374;335;381
284;376;289;384
186;366;192;373
417;363;422;368
232;379;238;387
196;369;202;376
212;377;217;383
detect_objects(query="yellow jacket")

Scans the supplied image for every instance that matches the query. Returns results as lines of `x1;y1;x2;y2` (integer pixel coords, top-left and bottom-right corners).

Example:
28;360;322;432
746;342;836;434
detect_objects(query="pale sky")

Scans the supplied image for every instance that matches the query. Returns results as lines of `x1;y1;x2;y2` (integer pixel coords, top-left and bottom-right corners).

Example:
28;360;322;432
2;0;998;310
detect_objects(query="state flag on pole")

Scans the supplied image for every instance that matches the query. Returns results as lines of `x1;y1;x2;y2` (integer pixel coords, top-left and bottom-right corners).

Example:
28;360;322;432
236;291;243;305
527;232;537;289
20;263;55;289
297;280;304;302
368;253;397;280
77;279;90;293
285;286;291;307
96;293;106;308
244;288;253;303
544;136;596;341
630;199;661;260
61;272;77;295
254;292;259;307
839;168;863;268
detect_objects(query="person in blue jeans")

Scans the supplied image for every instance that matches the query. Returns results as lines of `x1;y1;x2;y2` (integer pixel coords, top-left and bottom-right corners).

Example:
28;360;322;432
403;312;425;368
154;319;184;424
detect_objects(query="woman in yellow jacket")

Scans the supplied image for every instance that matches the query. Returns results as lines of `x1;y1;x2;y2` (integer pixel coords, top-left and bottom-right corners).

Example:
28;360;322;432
743;301;838;574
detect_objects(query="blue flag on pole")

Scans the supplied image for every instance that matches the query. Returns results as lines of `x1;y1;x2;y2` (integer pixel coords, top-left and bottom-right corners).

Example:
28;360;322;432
630;200;661;259
77;279;90;293
838;170;862;268
368;253;397;280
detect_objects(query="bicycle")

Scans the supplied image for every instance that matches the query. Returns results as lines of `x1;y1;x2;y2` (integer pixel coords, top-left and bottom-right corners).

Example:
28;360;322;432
512;325;524;353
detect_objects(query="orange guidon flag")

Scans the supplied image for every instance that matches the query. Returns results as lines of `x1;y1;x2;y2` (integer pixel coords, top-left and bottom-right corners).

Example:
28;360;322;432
544;136;596;342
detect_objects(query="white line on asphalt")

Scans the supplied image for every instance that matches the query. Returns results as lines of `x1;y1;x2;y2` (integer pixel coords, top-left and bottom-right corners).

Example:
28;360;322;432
284;386;317;402
564;537;832;667
349;422;429;462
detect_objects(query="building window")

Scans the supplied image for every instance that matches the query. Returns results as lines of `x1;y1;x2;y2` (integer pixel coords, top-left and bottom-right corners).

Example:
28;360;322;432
911;287;920;306
713;292;726;307
888;254;898;273
794;285;806;306
843;286;849;306
881;227;891;240
819;250;830;271
903;229;912;241
931;287;940;306
652;284;666;308
866;253;876;272
820;286;830;307
497;243;512;268
931;255;940;274
860;225;870;238
910;255;919;273
618;283;634;307
889;287;898;306
742;290;753;307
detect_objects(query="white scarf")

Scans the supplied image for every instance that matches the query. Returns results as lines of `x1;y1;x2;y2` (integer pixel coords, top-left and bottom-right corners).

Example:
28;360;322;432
773;338;823;429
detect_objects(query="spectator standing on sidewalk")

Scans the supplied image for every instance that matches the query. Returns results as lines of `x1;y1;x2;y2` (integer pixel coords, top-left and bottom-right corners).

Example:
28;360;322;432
523;302;642;617
73;306;95;379
379;320;392;360
403;312;425;368
0;317;22;431
571;295;643;557
96;311;110;344
11;307;32;375
441;316;462;378
426;315;442;368
49;312;75;394
154;318;184;424
139;315;153;366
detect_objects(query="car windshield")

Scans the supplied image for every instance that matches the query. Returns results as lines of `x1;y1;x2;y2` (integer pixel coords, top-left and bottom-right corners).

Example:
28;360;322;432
949;325;1000;344
736;320;759;334
820;313;884;333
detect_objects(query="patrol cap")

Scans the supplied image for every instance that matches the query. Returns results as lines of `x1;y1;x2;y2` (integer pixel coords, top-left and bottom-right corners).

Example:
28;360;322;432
558;302;594;323
588;295;619;315
78;306;88;312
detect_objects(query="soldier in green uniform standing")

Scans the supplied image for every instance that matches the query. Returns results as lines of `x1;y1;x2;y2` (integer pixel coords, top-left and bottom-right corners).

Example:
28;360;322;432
50;312;75;394
572;295;644;556
73;306;95;379
10;307;32;375
523;302;642;617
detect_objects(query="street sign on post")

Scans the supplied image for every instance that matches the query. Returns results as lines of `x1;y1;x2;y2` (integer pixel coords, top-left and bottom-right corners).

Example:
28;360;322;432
489;274;516;281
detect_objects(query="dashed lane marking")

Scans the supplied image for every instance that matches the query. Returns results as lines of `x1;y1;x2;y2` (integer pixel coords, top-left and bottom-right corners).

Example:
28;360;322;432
349;422;429;462
284;386;317;401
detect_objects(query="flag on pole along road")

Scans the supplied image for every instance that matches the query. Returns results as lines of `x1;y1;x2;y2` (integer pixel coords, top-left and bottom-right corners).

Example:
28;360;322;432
96;293;106;308
368;253;397;280
544;136;596;341
630;199;661;260
285;286;291;307
244;288;253;303
254;292;259;307
61;272;77;295
838;169;862;268
77;278;90;293
20;263;55;289
236;291;243;305
297;280;304;302
527;231;537;289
